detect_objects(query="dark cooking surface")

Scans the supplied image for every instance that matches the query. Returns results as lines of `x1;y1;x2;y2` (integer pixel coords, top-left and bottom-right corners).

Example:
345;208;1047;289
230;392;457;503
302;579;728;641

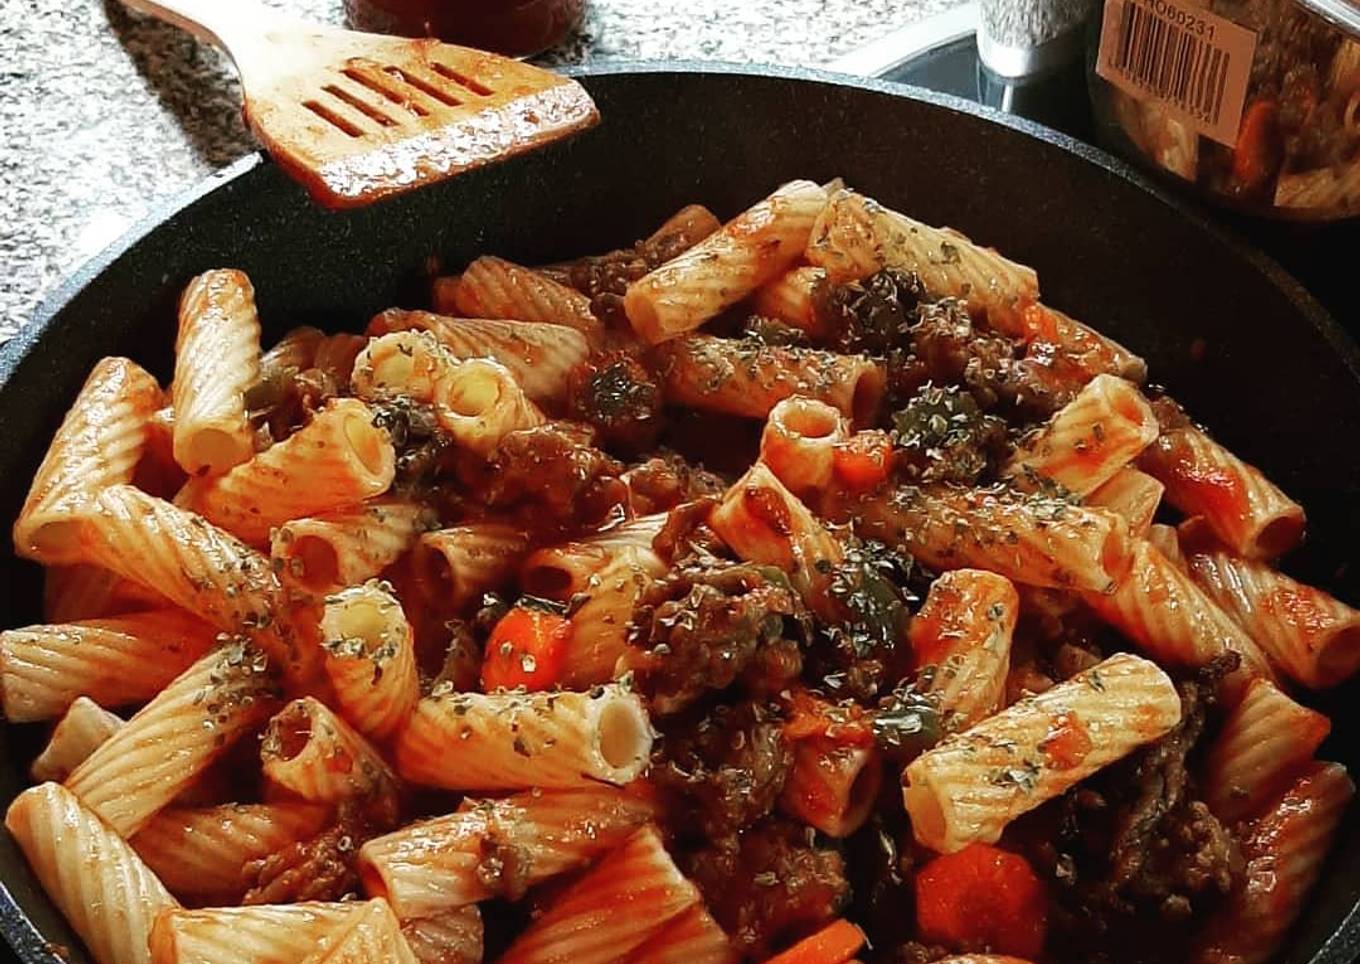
1;64;1358;962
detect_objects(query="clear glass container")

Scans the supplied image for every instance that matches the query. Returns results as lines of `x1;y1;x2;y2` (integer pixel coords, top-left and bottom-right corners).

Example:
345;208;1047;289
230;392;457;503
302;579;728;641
1088;0;1360;220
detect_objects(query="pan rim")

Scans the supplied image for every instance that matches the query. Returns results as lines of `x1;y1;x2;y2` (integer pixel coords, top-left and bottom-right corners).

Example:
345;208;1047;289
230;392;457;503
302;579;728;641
1;60;1357;964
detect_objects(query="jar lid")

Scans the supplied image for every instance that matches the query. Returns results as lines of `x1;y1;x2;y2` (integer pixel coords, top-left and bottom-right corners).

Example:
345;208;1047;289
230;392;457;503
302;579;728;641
1297;0;1360;39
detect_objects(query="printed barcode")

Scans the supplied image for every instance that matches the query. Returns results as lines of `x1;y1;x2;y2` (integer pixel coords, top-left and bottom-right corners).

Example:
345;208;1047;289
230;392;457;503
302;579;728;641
1108;1;1230;126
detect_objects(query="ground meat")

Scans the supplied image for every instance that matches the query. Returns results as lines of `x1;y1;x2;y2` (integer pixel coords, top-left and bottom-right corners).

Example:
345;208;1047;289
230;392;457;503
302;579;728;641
568;353;664;452
622;557;809;714
651;497;725;563
1023;655;1244;962
565;206;718;327
246;365;344;446
369;397;463;506
456;422;625;532
621;455;725;518
1013;589;1114;686
472;816;534;902
818;268;926;355
908;298;1067;420
242;812;371;904
431;620;482;692
685;817;850;957
566;252;650;328
740;315;813;348
638;205;719;265
1117;800;1241;920
651;700;793;839
889;384;1008;485
805;540;917;702
844;806;923;952
1097;662;1240;906
890;943;953;964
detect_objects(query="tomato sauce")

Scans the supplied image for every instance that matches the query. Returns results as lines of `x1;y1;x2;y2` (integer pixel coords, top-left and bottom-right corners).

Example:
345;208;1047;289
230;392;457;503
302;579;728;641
345;0;586;57
1039;711;1092;770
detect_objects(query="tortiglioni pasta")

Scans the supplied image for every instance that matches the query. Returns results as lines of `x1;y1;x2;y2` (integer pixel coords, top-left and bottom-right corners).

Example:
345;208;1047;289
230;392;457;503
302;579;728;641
3;181;1353;964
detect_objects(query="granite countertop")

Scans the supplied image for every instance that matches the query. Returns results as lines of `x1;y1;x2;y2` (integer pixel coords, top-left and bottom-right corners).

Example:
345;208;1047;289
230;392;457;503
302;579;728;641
0;0;962;339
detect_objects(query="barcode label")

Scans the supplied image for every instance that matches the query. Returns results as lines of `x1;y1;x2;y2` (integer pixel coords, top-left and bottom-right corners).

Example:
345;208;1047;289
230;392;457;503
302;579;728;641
1096;0;1257;146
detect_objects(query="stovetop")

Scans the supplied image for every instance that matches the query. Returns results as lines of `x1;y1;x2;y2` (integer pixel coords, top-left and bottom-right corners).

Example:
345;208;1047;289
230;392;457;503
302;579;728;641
846;24;1353;328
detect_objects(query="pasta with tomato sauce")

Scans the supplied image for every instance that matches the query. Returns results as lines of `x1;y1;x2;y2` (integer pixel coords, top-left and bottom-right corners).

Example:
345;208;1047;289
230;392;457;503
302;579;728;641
3;183;1354;964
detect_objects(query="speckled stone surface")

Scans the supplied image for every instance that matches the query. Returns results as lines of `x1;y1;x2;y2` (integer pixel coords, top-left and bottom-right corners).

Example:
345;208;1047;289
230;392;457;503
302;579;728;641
0;0;962;338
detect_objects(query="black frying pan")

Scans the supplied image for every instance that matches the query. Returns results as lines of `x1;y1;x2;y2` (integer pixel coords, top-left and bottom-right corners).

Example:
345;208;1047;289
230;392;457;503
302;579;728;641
1;63;1358;964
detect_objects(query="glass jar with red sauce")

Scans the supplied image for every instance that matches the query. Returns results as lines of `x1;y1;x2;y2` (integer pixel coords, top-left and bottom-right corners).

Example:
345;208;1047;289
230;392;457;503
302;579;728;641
345;0;586;58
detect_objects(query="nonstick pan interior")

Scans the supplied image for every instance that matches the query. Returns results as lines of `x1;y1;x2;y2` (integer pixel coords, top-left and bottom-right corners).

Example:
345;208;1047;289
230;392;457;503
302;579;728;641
0;64;1357;963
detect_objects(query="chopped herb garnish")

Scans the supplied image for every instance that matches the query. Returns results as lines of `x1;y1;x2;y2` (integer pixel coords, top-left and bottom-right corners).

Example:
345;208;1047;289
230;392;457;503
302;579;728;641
871;680;944;762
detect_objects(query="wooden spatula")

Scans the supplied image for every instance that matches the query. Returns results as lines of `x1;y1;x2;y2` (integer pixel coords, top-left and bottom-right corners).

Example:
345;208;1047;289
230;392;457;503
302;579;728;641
119;0;600;208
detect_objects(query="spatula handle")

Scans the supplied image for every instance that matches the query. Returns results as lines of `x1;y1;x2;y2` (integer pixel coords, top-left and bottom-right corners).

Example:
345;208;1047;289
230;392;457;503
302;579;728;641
117;0;288;61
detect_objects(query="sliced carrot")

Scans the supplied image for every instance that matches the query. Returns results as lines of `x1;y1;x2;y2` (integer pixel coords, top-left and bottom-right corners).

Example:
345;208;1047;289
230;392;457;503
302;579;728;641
1018;301;1058;343
833;431;894;492
480;605;572;691
1231;99;1280;194
764;919;865;964
915;843;1047;959
781;687;873;746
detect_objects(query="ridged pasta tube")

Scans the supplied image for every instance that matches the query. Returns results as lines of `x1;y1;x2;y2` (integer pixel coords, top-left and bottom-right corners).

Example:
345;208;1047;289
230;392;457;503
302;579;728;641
807;189;1039;327
1004;374;1158;497
13;356;161;564
1193;763;1354;964
625;179;829;343
1201;677;1331;825
415;522;532;612
131;801;332;905
358;783;656;916
401;907;483;964
1138;418;1304;560
842;483;1134;594
65;641;279;836
1085;466;1164;535
498;826;701;964
149;900;381;964
82;485;311;689
759;396;847;496
0;609;218;721
903;653;1181;852
1081;538;1277;698
1179;519;1360;688
751;266;829;337
272;500;433;594
455;255;602;339
657;335;886;426
320;580;419;740
171;269;261;476
394;684;652;791
29;696;122;782
710;462;845;621
260;697;400;818
369;310;589;404
625;904;736;964
911;569;1019;731
6;782;179;964
178;398;396;546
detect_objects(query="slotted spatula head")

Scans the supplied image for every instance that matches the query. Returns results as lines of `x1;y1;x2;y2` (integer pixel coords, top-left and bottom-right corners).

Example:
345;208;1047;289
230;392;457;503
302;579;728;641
121;1;599;208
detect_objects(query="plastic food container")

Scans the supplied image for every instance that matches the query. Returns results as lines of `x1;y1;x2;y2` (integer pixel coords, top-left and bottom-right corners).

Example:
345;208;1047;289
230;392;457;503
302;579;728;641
1088;0;1360;220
